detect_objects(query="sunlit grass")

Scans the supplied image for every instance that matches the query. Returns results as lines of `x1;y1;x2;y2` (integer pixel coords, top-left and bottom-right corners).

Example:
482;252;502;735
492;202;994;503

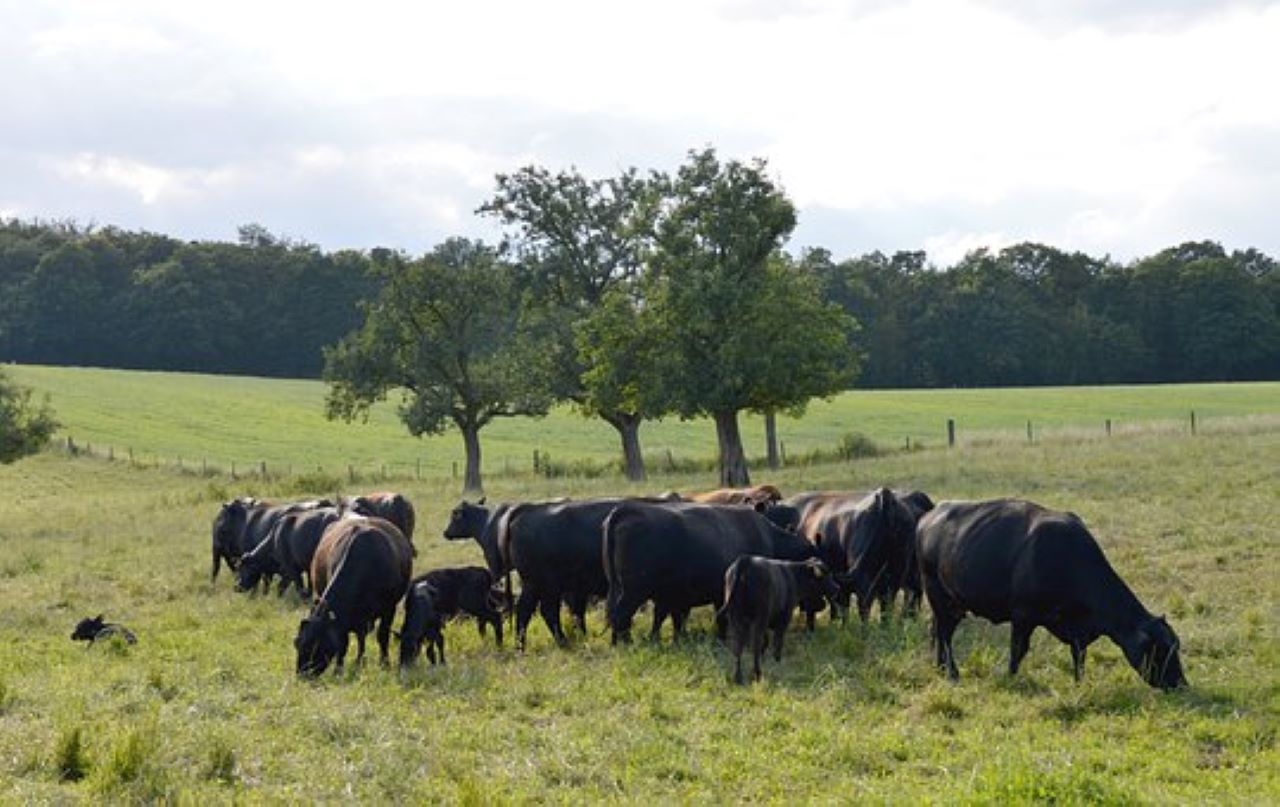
1;419;1277;801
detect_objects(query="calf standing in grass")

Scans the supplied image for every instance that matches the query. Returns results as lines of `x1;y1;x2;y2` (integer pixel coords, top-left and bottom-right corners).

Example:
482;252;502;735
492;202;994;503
720;557;839;684
399;566;508;667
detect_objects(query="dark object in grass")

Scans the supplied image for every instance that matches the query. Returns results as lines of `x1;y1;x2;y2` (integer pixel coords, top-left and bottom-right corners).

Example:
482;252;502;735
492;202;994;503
400;567;505;668
71;615;137;645
917;498;1188;691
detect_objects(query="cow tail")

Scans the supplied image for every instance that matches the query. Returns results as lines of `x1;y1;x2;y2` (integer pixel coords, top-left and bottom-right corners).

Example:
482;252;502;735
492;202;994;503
717;561;747;625
602;506;624;632
496;505;521;635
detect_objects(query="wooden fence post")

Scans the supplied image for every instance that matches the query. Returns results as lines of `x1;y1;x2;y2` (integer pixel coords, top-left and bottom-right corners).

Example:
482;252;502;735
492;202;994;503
452;461;458;480
348;464;355;484
1026;420;1033;443
1106;418;1112;436
947;419;956;448
1190;410;1197;435
416;458;421;480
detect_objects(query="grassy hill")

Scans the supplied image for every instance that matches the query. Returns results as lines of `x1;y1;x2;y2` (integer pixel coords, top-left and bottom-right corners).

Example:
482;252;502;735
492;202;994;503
10;364;1280;483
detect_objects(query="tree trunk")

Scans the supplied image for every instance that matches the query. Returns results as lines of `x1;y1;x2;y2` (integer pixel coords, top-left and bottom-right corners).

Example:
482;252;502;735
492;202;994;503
713;409;751;487
461;424;484;495
764;410;779;470
603;411;647;482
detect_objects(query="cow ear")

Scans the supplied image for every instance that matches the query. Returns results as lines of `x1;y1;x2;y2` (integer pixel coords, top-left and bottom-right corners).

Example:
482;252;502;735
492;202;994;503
95;614;104;622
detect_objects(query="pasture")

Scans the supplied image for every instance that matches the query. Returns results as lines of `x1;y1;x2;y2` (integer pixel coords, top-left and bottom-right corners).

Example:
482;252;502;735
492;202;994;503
9;363;1280;481
0;401;1277;801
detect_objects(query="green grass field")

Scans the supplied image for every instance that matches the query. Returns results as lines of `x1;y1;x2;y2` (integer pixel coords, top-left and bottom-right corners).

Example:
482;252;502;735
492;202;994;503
0;381;1277;801
9;364;1280;485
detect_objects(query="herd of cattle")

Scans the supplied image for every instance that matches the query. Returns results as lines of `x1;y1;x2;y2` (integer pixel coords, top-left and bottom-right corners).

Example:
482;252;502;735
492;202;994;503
209;484;1187;689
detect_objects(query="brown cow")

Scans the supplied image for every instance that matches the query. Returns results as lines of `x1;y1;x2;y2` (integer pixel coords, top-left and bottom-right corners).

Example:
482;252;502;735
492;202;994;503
688;484;783;508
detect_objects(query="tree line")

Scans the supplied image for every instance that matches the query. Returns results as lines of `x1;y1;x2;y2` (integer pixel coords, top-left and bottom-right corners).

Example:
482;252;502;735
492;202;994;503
2;148;1277;487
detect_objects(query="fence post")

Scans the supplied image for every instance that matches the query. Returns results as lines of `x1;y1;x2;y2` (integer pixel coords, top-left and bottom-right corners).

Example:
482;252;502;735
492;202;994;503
108;446;114;461
381;464;386;481
452;461;457;479
905;436;911;451
1190;410;1197;435
177;456;182;471
203;458;207;474
947;419;956;448
128;447;134;465
1026;420;1033;443
665;449;675;472
348;464;355;484
1106;418;1112;437
533;450;540;474
780;441;787;466
416;458;421;480
231;461;236;479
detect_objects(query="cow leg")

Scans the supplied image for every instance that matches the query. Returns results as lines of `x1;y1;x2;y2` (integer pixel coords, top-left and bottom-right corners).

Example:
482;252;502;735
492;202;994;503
426;644;437;665
730;621;746;685
750;623;765;682
649;603;669;642
539;593;568;648
1008;620;1034;676
436;634;447;666
1070;640;1087;681
513;588;538;651
772;625;786;662
805;609;816;632
671;609;690;641
922;575;962;681
567;591;589;636
354;629;368;666
490;612;504;647
609;594;640;645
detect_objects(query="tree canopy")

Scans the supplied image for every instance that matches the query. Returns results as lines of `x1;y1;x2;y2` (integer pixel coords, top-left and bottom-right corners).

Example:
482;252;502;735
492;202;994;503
323;238;552;493
0;368;57;464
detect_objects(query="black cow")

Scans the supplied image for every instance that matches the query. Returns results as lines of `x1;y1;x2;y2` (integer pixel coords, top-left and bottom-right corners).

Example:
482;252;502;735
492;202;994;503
70;615;137;645
602;501;820;644
400;566;505;665
792;488;933;623
499;498;645;650
720;556;839;683
295;515;413;677
398;578;446;667
210;497;332;582
236;506;342;597
916;498;1187;690
442;498;516;580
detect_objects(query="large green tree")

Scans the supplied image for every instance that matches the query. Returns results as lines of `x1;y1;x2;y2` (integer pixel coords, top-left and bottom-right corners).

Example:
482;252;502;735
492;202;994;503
0;369;57;464
650;148;858;485
479;165;661;480
323;238;552;493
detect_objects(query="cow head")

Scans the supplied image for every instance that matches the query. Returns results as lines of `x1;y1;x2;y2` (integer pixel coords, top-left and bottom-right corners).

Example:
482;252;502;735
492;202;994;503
212;499;253;571
71;615;106;642
794;559;842;619
1125;615;1187;690
398;585;444;668
294;609;345;677
443;499;487;540
840;488;913;617
234;553;267;593
763;503;801;532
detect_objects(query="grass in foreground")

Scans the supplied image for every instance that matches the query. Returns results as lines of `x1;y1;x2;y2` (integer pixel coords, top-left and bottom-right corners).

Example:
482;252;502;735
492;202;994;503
0;422;1277;802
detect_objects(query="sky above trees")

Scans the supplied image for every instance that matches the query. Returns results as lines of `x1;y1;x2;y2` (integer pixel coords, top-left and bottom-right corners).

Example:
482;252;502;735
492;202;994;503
3;0;1278;264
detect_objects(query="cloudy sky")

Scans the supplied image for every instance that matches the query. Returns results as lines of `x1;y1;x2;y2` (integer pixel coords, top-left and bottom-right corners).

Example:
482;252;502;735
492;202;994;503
4;0;1279;263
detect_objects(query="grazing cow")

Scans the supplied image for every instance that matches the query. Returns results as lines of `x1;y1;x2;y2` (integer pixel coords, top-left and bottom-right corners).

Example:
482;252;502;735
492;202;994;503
403;566;505;658
720;557;840;683
689;484;784;508
916;498;1187;690
789;488;934;623
295;515;413;677
499;498;670;650
398;578;446;667
210;497;332;582
344;491;417;549
603;501;820;644
70;615;137;645
236;506;342;597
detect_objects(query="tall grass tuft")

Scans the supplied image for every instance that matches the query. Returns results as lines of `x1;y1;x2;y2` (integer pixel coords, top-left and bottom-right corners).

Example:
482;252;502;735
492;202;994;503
53;726;89;782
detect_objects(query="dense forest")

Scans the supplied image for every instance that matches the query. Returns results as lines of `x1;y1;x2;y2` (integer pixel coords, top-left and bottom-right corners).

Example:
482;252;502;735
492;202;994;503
2;219;1275;386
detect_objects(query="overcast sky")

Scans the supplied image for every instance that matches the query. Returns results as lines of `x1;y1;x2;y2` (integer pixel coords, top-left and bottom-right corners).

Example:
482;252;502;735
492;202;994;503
4;0;1279;264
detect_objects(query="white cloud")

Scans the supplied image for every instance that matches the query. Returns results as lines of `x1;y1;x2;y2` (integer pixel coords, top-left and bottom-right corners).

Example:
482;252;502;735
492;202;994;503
2;0;1279;262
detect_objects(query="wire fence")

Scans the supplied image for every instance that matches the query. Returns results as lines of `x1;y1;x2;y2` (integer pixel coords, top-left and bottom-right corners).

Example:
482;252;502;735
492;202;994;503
46;410;1239;486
